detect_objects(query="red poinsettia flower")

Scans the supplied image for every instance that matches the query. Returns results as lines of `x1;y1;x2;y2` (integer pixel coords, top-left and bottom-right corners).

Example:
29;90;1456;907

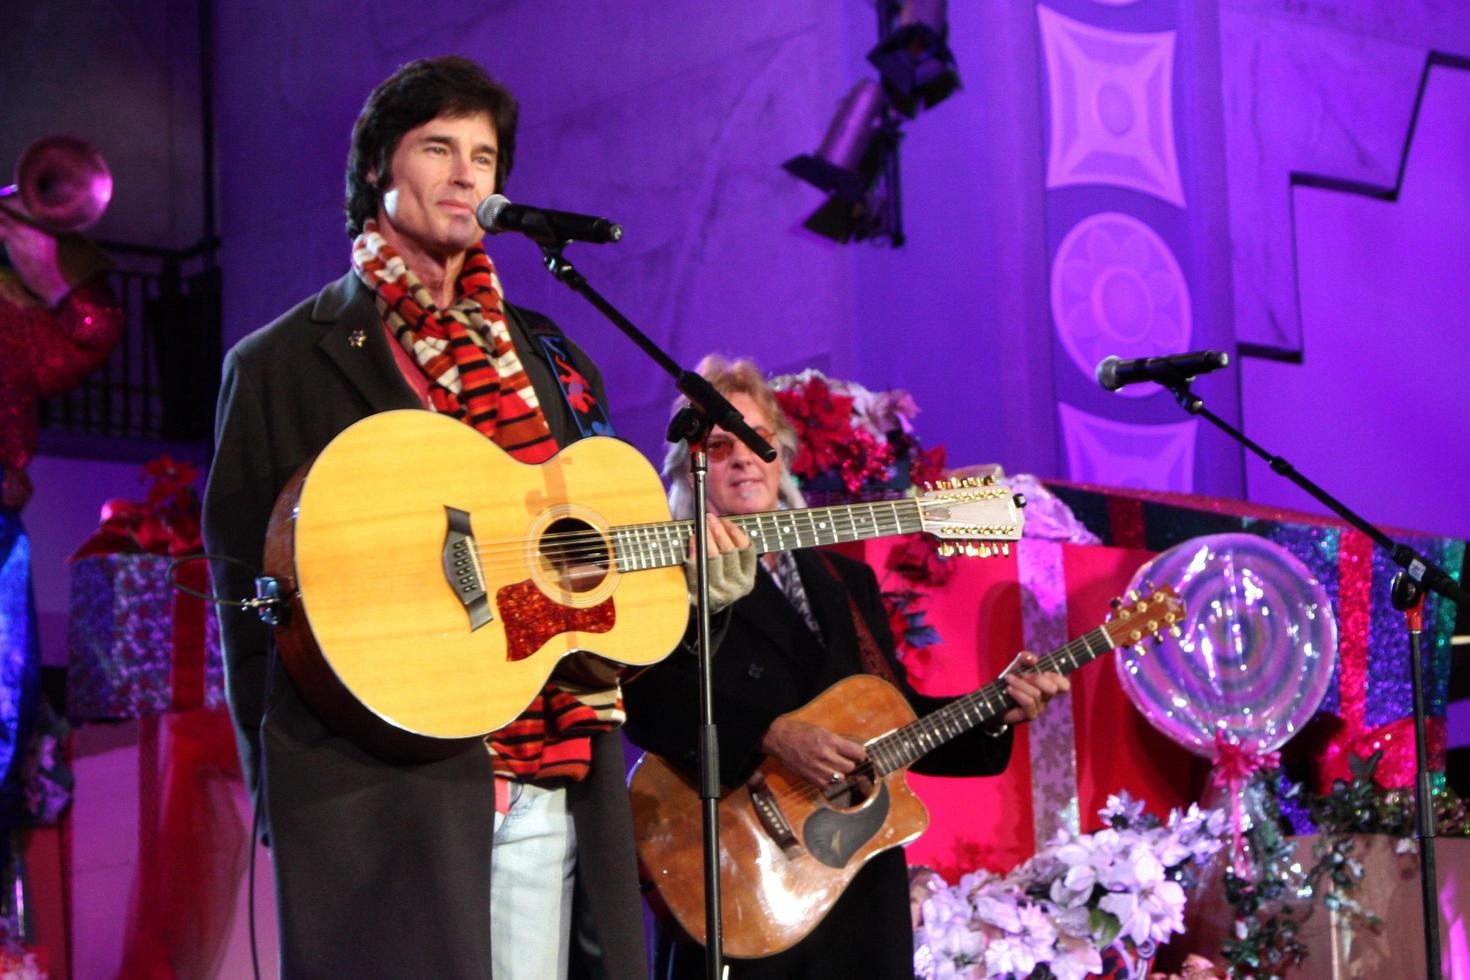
72;455;203;558
885;535;954;588
776;378;860;480
909;444;948;489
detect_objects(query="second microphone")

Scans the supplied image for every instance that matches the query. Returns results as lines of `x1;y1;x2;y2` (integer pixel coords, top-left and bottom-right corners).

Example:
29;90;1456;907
475;194;623;245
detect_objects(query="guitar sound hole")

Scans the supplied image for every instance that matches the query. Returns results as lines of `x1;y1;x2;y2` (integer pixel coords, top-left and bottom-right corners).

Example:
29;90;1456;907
538;517;610;594
824;773;877;809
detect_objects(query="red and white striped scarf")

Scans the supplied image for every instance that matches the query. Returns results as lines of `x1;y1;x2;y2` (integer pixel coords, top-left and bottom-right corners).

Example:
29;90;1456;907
351;224;622;781
351;221;556;463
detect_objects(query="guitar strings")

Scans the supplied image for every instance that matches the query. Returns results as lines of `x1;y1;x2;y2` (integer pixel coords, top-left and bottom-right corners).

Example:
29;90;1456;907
322;499;986;587
346;508;936;588
459;504;932;568
742;634;1124;815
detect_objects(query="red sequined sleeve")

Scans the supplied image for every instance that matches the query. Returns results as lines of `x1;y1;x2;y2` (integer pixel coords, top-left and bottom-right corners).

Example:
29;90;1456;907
28;278;124;397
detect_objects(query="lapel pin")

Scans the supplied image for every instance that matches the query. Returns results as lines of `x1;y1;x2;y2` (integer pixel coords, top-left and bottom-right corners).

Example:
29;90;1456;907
348;329;367;349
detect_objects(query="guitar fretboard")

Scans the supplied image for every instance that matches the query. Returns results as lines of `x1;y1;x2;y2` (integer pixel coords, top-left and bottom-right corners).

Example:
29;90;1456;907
609;499;925;571
864;623;1119;776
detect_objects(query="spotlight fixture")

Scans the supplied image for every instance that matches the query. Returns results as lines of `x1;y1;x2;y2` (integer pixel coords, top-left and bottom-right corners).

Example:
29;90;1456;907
867;0;961;117
785;81;905;245
782;80;890;204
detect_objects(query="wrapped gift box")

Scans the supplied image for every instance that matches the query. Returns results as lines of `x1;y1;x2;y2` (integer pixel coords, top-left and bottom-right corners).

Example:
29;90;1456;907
844;481;1464;876
66;554;224;720
1047;481;1465;738
1175;835;1470;978
1288;835;1470;979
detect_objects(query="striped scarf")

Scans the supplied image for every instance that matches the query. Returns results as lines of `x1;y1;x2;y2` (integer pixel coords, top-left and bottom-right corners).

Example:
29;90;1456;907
351;221;556;463
351;225;622;781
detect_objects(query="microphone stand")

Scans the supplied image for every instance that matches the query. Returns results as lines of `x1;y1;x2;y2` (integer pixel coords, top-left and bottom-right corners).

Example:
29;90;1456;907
537;241;775;980
1162;378;1464;980
1391;572;1441;980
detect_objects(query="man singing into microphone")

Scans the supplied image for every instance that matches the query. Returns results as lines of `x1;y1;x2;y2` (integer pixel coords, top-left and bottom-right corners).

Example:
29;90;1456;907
203;56;751;979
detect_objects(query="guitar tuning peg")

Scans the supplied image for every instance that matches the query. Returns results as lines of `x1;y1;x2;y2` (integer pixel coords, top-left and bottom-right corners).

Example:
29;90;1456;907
1129;630;1142;643
981;474;996;486
921;481;933;492
1127;589;1141;602
1169;625;1183;638
938;543;955;557
978;543;992;558
1000;543;1010;557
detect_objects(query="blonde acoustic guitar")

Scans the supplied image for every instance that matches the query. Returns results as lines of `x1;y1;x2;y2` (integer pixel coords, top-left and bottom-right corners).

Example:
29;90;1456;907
263;409;1026;757
629;585;1185;958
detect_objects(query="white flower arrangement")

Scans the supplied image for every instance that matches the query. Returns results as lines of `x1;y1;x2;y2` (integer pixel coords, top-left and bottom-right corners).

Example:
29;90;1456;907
914;793;1227;980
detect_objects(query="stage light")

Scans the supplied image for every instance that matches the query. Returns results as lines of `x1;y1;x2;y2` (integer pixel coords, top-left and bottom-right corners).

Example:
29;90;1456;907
782;80;890;204
867;0;961;117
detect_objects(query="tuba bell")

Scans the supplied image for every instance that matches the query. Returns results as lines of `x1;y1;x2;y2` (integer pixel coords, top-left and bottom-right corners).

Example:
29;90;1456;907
0;135;113;232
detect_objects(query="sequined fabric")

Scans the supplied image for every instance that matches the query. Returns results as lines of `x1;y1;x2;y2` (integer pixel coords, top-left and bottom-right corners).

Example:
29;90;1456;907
0;271;123;478
0;510;38;802
1018;538;1081;846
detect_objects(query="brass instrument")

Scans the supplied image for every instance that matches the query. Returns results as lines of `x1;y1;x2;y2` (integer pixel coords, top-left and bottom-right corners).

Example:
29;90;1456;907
0;135;113;232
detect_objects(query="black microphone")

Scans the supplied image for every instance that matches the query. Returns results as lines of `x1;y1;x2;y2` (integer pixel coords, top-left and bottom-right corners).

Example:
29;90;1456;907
1096;350;1230;391
475;194;623;245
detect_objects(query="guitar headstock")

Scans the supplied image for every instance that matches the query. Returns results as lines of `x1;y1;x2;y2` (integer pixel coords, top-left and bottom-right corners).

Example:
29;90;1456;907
1105;583;1186;647
916;477;1025;557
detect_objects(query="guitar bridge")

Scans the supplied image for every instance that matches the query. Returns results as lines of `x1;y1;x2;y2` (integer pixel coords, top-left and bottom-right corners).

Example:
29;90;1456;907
442;506;491;631
749;779;803;860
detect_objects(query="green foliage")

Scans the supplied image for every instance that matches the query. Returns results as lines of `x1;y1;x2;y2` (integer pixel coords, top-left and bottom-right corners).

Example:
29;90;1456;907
1219;769;1308;979
1089;907;1122;948
1218;750;1470;978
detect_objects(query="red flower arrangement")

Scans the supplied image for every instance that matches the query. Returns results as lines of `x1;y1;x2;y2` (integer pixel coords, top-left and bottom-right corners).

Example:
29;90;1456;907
773;374;895;495
70;455;203;560
769;370;954;660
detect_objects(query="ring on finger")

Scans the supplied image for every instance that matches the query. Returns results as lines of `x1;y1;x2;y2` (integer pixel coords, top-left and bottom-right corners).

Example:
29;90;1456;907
828;771;843;785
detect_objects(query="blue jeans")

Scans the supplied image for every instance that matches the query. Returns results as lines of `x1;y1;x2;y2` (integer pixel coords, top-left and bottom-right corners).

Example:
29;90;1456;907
491;781;577;979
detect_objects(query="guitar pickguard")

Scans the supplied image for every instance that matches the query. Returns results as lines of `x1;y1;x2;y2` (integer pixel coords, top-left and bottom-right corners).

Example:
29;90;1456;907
802;783;890;869
496;579;616;662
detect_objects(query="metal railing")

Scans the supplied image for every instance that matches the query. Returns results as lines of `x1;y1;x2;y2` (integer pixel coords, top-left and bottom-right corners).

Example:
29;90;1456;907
40;239;221;447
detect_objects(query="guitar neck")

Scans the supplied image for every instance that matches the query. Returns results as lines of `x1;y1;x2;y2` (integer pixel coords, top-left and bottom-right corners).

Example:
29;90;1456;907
865;622;1120;776
609;499;925;571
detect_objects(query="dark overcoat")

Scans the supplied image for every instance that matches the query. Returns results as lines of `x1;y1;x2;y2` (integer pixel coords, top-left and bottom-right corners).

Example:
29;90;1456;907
623;547;1015;979
202;271;646;980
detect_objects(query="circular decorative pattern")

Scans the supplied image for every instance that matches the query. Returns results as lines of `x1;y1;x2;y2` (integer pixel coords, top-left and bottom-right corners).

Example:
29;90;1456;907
1050;212;1191;397
1115;534;1338;757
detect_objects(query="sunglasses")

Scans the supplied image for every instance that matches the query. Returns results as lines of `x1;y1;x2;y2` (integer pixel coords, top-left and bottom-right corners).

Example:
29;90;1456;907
705;427;776;462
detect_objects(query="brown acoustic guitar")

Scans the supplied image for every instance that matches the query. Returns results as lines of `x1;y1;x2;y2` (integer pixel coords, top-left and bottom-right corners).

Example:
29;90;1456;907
263;409;1025;756
628;585;1185;958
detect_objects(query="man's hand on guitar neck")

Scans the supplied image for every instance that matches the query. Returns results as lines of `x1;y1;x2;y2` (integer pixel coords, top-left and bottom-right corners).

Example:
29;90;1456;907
759;717;868;790
685;514;756;613
995;652;1070;728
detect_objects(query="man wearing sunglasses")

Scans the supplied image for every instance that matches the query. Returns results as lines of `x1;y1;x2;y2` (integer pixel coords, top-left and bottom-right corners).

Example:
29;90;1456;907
625;355;1068;979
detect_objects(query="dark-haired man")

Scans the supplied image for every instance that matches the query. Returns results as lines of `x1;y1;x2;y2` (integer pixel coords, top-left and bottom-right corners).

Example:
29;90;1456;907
204;56;749;980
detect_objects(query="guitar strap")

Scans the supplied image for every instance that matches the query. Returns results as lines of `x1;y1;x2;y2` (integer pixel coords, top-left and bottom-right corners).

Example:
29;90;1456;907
812;551;899;686
518;312;616;438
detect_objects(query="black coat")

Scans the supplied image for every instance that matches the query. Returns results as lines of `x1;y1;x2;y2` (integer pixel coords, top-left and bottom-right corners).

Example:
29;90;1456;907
202;271;646;980
622;548;1014;979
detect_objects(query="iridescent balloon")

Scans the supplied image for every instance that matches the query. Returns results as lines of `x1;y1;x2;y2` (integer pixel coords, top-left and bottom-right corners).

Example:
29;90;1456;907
1116;533;1338;756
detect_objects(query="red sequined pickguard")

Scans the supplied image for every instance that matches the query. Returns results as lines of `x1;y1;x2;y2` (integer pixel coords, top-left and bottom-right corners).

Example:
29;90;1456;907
496;579;616;662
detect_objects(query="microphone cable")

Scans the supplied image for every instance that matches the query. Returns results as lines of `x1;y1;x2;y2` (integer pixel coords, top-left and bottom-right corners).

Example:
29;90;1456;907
166;553;287;980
